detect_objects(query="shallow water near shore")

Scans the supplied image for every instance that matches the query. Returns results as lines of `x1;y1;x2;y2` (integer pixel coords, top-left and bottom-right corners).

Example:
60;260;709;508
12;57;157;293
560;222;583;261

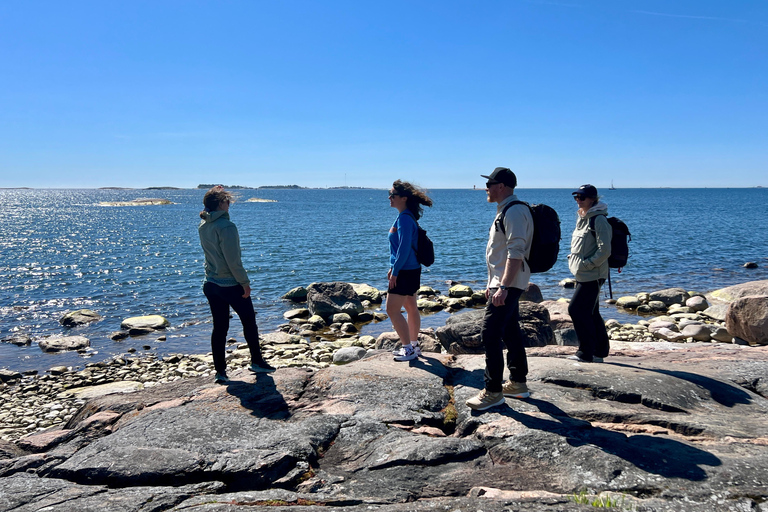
1;187;767;374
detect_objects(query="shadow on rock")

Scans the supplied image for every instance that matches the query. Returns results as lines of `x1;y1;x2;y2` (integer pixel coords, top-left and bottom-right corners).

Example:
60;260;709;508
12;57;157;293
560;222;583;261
501;398;721;481
609;362;754;408
225;373;291;419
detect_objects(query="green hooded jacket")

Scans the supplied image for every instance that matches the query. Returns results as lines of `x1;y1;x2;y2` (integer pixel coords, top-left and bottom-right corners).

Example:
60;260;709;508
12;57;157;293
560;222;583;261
198;210;250;287
567;202;612;282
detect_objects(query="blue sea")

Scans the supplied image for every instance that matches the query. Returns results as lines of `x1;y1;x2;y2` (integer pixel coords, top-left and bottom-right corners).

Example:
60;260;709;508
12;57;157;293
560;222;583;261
1;187;767;374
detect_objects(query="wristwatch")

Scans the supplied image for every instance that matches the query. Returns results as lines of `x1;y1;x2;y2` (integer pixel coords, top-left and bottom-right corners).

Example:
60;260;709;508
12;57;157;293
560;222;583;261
498;285;508;290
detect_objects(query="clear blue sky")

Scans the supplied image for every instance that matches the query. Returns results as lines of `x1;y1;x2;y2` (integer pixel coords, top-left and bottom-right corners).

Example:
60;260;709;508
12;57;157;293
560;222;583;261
1;1;766;189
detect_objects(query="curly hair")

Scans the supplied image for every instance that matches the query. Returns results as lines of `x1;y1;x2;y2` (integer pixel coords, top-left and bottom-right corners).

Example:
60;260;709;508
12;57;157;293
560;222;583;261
392;180;433;220
200;186;235;219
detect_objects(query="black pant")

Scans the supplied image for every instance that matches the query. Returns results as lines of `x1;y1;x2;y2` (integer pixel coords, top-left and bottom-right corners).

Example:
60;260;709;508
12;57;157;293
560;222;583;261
203;281;264;375
482;287;528;392
568;279;610;360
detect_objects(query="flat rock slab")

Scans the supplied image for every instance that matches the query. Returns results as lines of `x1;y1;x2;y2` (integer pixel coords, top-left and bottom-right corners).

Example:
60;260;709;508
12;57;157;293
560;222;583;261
59;381;145;400
1;345;767;511
120;315;170;331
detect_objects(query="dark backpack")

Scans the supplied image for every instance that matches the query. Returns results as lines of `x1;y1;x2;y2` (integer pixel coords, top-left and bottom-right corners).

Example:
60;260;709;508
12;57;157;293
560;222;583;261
497;201;561;273
589;214;631;269
404;211;435;267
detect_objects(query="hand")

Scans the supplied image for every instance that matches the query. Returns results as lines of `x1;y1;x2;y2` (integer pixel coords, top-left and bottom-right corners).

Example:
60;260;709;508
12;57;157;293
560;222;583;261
388;273;397;290
241;285;251;298
485;288;490;300
492;287;508;307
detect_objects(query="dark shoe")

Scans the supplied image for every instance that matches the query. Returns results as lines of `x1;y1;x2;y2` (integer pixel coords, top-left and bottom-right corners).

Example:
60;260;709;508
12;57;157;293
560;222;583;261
592;356;604;363
249;360;276;373
214;373;230;384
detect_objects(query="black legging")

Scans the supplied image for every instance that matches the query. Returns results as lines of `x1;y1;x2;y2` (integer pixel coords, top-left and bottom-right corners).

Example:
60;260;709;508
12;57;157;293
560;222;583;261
203;281;264;375
568;279;610;360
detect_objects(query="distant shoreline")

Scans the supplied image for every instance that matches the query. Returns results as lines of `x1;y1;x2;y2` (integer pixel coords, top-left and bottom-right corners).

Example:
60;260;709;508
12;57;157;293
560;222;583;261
2;186;766;191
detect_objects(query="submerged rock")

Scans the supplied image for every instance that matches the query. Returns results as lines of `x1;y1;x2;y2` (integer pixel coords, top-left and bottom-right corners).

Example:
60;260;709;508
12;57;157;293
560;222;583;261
59;309;102;327
38;336;90;353
120;315;170;331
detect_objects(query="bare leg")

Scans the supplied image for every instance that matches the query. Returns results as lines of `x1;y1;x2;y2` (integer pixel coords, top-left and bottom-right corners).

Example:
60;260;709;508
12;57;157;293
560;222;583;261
386;293;410;346
403;294;421;342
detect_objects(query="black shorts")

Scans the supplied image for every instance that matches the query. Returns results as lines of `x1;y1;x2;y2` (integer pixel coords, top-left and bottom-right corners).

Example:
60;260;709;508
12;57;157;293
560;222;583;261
388;267;421;296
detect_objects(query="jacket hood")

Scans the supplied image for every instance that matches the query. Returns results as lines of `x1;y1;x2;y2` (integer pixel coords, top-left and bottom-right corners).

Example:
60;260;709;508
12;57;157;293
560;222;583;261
200;210;230;223
579;201;608;219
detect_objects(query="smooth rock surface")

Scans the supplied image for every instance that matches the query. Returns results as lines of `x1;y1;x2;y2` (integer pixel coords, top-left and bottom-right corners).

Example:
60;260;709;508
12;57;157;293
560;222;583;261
726;295;768;345
120;315;170;331
37;336;90;353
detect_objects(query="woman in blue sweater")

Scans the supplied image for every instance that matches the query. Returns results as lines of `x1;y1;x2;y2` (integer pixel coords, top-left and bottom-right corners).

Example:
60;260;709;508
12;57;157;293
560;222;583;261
387;180;433;362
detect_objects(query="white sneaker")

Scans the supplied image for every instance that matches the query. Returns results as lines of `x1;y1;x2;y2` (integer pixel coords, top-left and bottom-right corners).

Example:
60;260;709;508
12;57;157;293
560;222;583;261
393;344;417;361
411;342;421;357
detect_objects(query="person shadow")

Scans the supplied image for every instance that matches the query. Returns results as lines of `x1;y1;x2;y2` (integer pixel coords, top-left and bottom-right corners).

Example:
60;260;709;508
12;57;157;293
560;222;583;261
494;398;721;481
225;372;291;420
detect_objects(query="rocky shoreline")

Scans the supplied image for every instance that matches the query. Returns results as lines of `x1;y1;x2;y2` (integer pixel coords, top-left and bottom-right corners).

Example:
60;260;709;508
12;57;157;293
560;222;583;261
0;279;767;510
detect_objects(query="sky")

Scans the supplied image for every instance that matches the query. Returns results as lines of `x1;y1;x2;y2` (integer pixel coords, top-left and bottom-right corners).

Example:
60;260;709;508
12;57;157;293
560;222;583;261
1;1;766;189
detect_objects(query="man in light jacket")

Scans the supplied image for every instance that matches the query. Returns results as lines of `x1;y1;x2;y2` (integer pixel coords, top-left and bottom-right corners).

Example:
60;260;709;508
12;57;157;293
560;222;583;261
466;167;533;411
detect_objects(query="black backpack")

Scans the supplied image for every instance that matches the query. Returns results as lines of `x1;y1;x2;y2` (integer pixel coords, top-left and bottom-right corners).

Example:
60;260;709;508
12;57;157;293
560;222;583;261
404;211;435;267
589;214;631;269
497;201;561;273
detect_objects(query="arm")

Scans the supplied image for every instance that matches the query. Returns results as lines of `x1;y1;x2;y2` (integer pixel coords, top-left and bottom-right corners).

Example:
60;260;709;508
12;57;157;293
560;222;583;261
583;216;612;269
219;224;251;294
492;257;523;306
390;214;415;277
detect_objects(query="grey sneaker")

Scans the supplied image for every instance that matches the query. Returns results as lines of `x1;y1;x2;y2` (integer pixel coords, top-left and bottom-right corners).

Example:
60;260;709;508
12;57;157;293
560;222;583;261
393;344;417;362
465;389;505;411
412;343;421;357
502;380;530;398
592;356;604;363
248;360;276;373
214;373;229;384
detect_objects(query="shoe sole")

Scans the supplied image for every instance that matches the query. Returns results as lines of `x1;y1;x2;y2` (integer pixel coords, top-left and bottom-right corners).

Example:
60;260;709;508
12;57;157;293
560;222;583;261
249;367;276;373
393;354;418;362
466;396;506;411
503;391;530;399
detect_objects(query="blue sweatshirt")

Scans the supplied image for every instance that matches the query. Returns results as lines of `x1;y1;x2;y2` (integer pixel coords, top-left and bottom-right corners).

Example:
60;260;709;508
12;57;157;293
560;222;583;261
389;211;420;276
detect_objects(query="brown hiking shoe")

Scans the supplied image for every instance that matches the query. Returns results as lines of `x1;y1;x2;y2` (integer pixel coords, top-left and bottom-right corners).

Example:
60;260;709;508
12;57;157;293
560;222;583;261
502;381;530;398
465;389;505;411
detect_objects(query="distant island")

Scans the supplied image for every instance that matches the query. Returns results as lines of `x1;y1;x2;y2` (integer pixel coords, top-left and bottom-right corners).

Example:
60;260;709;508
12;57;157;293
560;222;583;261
197;184;257;189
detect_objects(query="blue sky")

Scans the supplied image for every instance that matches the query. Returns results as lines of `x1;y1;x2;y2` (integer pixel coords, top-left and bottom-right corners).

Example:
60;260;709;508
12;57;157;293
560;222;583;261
1;1;766;189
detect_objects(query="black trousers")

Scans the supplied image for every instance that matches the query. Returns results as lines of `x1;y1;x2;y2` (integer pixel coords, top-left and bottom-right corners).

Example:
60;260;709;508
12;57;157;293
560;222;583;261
482;287;528;392
203;281;264;375
568;279;610;360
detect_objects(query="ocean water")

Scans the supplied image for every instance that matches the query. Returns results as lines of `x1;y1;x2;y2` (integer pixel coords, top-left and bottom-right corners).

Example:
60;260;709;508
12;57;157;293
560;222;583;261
1;187;767;373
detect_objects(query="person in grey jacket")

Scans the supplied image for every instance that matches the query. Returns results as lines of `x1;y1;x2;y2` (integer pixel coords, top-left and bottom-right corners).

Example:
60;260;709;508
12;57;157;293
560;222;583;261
567;184;612;363
198;186;274;383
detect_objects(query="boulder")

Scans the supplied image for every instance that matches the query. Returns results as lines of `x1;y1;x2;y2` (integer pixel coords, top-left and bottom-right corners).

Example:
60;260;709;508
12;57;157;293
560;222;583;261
417;286;438;296
59;309;102;327
374;331;441;353
680;324;713;342
282;286;308;302
416;299;443;312
1;334;32;346
651;327;688;343
283;308;309;320
434;303;552;354
448;285;473;298
260;332;304;345
120;315;170;331
520;282;543;303
350;283;383;303
649;288;690;306
38;335;90;353
306;282;364;319
648;300;668;312
686;296;709;312
332;346;368;365
559;278;576;288
332;313;353;324
708;280;768;303
0;369;22;382
616;296;641;309
726;296;768;345
540;300;572;331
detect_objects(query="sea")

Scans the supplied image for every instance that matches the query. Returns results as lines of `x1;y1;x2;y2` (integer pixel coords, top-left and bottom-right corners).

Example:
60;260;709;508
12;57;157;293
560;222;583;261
1;187;767;374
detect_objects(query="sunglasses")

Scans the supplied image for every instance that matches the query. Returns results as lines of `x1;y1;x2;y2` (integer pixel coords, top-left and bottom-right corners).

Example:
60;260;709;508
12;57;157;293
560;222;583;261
573;194;587;201
388;192;398;198
486;181;500;188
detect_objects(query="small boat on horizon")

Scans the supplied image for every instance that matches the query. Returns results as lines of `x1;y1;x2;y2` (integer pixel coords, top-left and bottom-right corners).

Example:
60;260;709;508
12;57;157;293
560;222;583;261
609;180;617;190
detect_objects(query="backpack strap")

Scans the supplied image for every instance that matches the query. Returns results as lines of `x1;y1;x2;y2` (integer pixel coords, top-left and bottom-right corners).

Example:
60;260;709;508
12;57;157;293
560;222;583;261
495;200;529;235
588;213;607;238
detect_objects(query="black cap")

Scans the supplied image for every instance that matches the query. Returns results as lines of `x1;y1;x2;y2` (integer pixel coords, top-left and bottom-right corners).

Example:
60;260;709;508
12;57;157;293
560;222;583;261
572;184;598;198
481;167;517;188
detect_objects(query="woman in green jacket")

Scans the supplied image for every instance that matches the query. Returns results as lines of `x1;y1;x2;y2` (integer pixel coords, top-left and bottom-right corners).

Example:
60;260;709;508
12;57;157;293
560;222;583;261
567;184;612;363
198;186;274;383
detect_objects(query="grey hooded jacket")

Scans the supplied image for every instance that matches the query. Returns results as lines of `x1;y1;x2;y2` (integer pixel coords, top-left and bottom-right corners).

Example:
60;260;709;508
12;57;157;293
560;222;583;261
198;210;250;287
567;202;612;282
